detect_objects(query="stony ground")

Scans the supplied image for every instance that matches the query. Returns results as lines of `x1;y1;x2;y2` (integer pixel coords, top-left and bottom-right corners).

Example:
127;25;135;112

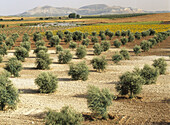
0;38;170;125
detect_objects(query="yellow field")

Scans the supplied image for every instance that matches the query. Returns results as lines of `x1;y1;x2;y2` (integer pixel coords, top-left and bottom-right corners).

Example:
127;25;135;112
57;24;170;33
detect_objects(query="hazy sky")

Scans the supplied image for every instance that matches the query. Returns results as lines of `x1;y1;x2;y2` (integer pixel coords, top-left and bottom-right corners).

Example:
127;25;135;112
0;0;169;15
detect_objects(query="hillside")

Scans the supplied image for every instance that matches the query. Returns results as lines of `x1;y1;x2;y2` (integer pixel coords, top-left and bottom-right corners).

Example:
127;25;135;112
17;4;144;17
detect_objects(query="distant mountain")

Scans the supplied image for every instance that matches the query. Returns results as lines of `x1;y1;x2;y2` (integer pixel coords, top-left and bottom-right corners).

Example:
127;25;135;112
17;4;145;17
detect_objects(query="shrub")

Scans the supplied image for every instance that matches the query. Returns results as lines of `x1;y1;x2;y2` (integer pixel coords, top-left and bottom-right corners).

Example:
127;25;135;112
11;33;19;42
140;40;151;52
133;45;141;55
35;40;45;47
33;32;43;42
45;106;84;125
64;34;72;44
101;41;110;51
121;30;127;36
34;46;48;54
134;32;141;40
68;61;89;81
127;30;131;36
91;36;99;43
112;53;123;64
64;30;71;35
49;35;60;47
36;50;52;70
107;31;114;40
0;43;7;56
76;45;87;59
0;55;2;63
100;33;106;40
149;29;156;35
82;38;90;47
152;58;167;75
4;58;22;77
72;31;83;41
14;47;29;62
0;34;6;41
105;29;110;36
35;72;58;93
57;30;64;39
120;37;128;45
87;85;113;119
69;41;77;50
141;31;149;37
56;45;63;54
22;33;30;42
140;64;159;85
93;43;103;55
148;38;157;46
92;31;97;36
21;41;31;51
99;31;105;37
5;38;14;50
128;34;135;42
83;32;89;39
116;71;144;98
45;31;53;40
58;50;72;64
120;49;130;60
0;71;19;110
91;56;107;72
113;39;121;48
115;31;121;37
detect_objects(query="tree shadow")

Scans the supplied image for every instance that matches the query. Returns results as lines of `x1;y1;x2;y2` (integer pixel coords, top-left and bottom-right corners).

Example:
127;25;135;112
89;69;97;73
162;98;170;104
19;89;39;94
152;121;170;125
52;62;60;64
28;56;36;59
23;67;37;70
105;81;118;84
87;53;94;56
72;93;87;99
58;78;72;82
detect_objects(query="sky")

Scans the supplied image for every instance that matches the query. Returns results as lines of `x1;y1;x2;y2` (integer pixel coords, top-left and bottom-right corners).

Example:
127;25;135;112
0;0;169;15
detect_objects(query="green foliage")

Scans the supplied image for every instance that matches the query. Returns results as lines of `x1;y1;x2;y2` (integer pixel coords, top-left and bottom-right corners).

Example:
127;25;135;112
34;46;48;54
64;34;72;44
14;47;29;62
113;39;121;48
49;35;60;47
72;31;83;41
0;71;19;110
120;37;128;45
93;43;103;55
0;43;7;56
5;38;14;50
57;30;64;39
87;85;113;119
148;38;157;46
22;33;30;42
0;34;6;41
99;31;105;37
69;41;77;50
152;58;167;75
116;71;144;98
76;45;87;59
134;32;141;40
91;56;107;72
121;30;127;36
45;106;84;125
33;32;43;42
140;40;151;52
82;38;90;47
107;31;114;40
35;40;45;47
68;61;89;81
0;55;2;63
115;31;121;37
133;45;141;55
91;36;99;43
56;45;63;54
45;31;53;40
112;52;123;64
35;72;58;93
149;29;156;35
36;50;52;70
4;58;22;77
128;34;135;42
100;33;106;40
120;49;130;60
21;41;31;51
11;33;19;42
92;31;97;36
140;64;159;85
101;41;110;51
141;30;150;37
58;50;72;64
83;32;89;39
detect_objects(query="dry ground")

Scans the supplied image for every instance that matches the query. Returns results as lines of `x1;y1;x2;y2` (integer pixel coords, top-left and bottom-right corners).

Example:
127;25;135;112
0;36;170;124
